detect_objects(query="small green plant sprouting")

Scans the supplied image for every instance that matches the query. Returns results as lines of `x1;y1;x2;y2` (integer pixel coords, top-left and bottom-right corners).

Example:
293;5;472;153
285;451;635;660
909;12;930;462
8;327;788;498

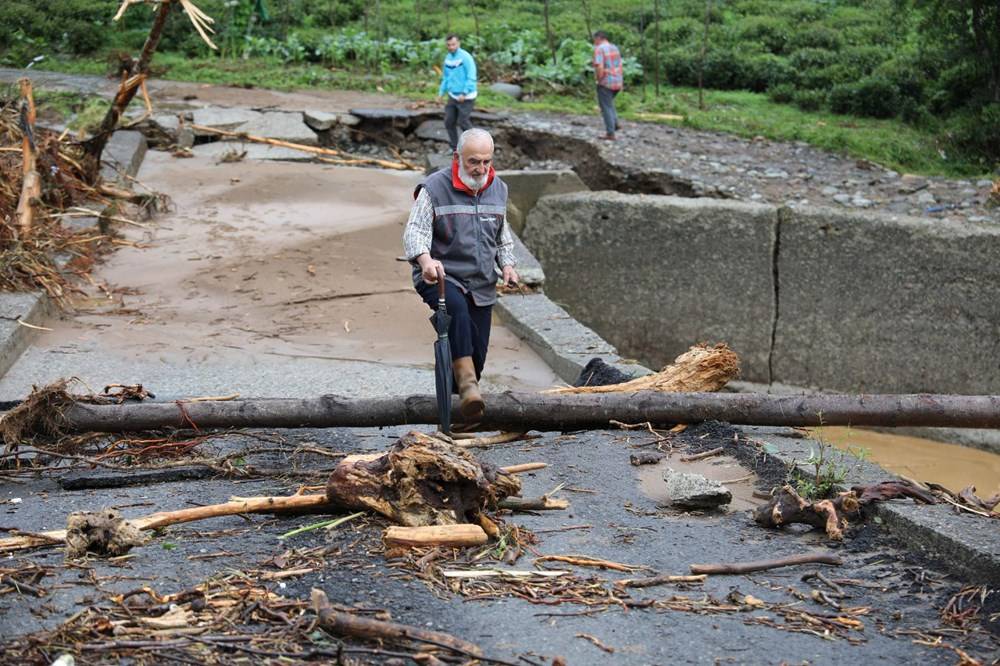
791;436;871;500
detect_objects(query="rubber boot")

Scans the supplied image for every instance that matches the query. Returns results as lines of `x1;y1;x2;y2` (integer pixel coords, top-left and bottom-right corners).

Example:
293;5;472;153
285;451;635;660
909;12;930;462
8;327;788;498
453;356;485;421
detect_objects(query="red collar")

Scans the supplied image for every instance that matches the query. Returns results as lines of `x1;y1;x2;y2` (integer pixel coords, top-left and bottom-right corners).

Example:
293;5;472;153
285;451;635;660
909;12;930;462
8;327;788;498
451;158;495;195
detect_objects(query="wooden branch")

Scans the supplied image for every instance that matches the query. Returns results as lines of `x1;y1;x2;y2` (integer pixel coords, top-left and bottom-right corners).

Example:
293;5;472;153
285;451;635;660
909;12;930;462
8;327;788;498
615;573;707;588
382;525;488;548
498;496;569;511
56;392;1000;433
499;462;547;474
456;431;537;448
680;446;724;462
690;552;843;575
311;588;482;657
535;555;646;572
15;78;40;237
187;124;414;170
0;493;331;553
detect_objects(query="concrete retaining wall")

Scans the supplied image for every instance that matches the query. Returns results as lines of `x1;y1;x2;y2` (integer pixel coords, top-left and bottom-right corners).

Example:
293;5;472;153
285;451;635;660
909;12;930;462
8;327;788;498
523;191;1000;395
523;192;778;380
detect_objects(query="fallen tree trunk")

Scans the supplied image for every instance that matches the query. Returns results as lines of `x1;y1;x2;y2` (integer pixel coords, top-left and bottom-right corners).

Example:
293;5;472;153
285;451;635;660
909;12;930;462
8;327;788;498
53;392;1000;433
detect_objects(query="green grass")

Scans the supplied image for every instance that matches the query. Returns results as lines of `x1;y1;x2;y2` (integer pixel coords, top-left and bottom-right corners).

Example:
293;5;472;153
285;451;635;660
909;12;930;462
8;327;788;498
34;53;985;177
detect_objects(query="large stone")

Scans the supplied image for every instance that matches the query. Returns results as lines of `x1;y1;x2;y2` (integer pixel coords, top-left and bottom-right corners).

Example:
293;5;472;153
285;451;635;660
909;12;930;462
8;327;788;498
424;153;452;175
773;207;1000;393
99;130;147;183
490;82;523;100
240;111;319;145
303;110;361;131
662;469;732;509
415;120;450;143
497;169;589;234
509;229;544;287
523;192;778;381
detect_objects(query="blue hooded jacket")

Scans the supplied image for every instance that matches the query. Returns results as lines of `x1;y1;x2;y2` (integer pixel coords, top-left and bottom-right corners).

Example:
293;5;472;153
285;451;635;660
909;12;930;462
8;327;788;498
439;47;477;99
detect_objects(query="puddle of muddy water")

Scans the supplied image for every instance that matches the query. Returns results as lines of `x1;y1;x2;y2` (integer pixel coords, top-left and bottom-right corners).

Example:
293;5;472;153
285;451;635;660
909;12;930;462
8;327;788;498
813;427;1000;497
636;454;763;513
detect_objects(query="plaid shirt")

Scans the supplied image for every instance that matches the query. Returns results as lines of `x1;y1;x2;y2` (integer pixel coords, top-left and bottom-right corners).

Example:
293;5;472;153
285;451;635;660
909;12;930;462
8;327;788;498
593;42;623;90
403;188;516;268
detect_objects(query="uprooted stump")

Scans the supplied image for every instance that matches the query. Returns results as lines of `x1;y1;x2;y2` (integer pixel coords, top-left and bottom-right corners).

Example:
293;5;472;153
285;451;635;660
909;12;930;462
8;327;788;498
65;509;147;559
326;431;521;526
755;481;937;540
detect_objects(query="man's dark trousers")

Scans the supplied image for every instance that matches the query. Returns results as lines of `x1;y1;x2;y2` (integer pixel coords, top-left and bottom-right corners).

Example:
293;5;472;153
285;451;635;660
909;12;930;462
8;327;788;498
418;280;492;382
444;97;475;149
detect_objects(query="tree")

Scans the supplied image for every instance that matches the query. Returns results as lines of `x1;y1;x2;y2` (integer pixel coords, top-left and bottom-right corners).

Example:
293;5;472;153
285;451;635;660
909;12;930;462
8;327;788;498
911;0;1000;103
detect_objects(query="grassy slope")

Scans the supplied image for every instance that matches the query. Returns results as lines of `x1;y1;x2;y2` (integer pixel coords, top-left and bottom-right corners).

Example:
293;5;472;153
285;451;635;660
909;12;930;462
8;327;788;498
39;52;962;177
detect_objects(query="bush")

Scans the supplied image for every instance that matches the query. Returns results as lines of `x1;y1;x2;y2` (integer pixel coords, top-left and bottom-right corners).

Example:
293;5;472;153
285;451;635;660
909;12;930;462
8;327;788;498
768;82;795;104
788;47;839;72
828;76;900;118
648;17;703;48
945;103;1000;168
730;16;792;54
792;88;825;111
743;53;795;91
788;24;844;52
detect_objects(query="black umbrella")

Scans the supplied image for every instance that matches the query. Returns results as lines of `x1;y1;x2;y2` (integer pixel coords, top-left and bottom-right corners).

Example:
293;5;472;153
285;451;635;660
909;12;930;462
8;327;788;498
430;266;452;435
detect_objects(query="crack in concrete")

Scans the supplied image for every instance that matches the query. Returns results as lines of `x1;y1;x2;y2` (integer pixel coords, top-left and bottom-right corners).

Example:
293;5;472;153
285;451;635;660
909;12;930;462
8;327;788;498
767;209;784;385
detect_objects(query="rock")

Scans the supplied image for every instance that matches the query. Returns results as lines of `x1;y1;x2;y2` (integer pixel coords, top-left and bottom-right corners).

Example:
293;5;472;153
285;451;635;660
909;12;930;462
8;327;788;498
916;191;936;205
764;169;789;179
832;193;851;205
415;120;450;143
489;82;523;100
301;110;361;132
851;197;874;208
977;179;995;188
241;111;319;145
662;469;732;509
424;152;452;175
821;186;840;196
898;175;929;193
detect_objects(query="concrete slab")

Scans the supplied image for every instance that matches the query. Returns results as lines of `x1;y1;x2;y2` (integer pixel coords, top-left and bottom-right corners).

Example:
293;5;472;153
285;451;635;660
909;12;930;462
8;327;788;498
510;231;544;287
415;119;449;143
523;192;778;381
302;109;360;131
191;141;315;162
494;292;644;385
0;293;54;381
774;206;1000;393
240;111;319;145
99;130;147;183
191;106;263;132
498;169;589;234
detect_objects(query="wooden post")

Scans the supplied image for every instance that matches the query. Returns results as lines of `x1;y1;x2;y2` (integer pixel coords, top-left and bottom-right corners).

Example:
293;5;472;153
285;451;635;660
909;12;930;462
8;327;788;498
698;0;712;110
15;78;40;238
544;0;557;65
653;0;661;97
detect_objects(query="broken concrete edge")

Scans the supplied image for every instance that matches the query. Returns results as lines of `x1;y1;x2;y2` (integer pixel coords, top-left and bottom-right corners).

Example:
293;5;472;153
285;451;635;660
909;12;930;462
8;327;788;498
495;288;1000;585
729;379;1000;456
0;129;149;384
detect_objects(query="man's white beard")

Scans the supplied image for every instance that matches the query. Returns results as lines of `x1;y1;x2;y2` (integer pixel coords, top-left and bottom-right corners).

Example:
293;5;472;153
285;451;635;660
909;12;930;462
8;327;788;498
458;162;487;192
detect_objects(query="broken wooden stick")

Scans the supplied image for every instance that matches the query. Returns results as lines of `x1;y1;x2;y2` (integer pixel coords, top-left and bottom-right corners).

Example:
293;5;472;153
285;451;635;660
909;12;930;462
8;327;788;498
455;431;537;448
383;525;489;549
498;496;569;511
690;552;843;575
680;446;724;462
54;391;1000;433
535;554;647;572
188;124;415;170
500;462;547;474
311;588;482;657
15;78;40;237
615;573;707;588
0;493;331;553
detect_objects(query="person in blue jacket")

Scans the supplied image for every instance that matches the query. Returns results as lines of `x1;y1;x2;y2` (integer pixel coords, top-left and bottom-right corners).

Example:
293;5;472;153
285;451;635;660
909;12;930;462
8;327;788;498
437;34;478;150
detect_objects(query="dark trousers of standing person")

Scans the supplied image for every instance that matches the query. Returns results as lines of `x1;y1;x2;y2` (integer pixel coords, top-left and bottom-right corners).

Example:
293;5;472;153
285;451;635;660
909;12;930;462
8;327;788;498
596;85;619;136
418;280;492;384
444;97;475;150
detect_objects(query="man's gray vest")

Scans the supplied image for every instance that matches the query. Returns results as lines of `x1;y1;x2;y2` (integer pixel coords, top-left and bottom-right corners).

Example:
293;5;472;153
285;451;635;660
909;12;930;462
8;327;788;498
412;168;508;306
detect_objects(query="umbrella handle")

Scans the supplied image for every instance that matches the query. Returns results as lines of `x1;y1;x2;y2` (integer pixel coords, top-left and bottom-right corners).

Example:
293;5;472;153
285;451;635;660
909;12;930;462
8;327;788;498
435;265;446;302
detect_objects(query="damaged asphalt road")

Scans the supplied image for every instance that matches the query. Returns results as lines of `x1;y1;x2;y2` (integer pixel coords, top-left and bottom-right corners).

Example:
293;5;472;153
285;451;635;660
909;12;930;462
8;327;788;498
2;423;996;664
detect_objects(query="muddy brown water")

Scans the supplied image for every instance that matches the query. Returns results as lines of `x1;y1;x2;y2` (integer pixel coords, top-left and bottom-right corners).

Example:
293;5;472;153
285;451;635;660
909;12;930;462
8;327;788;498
636;454;763;513
814;427;1000;497
30;151;560;392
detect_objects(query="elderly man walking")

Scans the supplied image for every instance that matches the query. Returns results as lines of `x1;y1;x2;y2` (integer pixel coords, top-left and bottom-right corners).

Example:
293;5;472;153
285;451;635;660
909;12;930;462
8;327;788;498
592;30;624;140
403;129;518;424
438;34;478;151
